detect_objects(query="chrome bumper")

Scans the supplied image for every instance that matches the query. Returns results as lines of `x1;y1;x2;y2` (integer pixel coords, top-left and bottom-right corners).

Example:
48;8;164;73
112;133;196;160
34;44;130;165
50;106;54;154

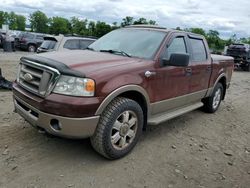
14;96;99;139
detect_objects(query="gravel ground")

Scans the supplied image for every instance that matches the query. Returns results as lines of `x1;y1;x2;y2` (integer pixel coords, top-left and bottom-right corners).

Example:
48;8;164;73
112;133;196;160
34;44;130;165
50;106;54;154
0;50;250;188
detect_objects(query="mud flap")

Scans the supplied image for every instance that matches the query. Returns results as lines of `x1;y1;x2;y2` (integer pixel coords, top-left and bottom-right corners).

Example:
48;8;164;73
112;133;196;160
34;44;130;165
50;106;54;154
0;68;12;90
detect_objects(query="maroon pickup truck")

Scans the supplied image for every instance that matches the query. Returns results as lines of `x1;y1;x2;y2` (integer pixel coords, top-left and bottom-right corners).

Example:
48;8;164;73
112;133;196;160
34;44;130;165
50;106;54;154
13;25;234;159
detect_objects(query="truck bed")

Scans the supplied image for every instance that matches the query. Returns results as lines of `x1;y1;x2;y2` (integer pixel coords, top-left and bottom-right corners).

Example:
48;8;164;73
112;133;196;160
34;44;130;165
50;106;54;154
211;54;234;62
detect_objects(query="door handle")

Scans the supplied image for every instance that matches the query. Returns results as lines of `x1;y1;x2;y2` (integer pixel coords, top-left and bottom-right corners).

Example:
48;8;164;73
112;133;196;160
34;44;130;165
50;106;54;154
206;66;212;72
145;71;156;78
185;67;192;73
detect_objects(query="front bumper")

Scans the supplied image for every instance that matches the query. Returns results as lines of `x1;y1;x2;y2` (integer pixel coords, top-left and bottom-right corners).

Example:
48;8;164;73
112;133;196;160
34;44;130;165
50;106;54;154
14;96;100;139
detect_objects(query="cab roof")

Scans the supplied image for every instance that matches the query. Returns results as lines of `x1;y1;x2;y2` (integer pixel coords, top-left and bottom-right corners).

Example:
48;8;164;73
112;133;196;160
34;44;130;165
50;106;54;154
125;25;205;39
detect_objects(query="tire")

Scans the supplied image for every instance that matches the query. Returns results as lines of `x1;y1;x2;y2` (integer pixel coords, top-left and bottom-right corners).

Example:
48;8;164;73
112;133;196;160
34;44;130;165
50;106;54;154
243;63;250;72
90;97;143;159
203;83;223;113
28;44;36;52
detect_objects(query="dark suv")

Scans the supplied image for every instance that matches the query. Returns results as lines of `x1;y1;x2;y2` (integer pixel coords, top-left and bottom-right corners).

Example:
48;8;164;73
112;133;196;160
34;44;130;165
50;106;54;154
226;43;250;71
17;32;45;52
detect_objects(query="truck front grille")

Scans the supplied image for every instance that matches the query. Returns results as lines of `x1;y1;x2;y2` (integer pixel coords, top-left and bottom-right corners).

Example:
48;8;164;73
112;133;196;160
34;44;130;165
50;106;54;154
17;59;60;97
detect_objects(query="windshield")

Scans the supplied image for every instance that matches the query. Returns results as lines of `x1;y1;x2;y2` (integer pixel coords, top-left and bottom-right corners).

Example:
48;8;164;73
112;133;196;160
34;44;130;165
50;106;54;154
40;40;57;50
89;29;166;59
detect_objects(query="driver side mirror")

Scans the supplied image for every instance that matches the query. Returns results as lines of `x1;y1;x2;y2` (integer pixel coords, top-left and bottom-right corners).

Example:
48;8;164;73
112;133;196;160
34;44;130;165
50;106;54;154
162;53;190;67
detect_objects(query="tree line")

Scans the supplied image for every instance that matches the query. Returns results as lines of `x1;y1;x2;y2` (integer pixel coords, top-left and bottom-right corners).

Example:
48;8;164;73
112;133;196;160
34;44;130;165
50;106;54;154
28;11;157;38
0;11;26;31
1;10;250;51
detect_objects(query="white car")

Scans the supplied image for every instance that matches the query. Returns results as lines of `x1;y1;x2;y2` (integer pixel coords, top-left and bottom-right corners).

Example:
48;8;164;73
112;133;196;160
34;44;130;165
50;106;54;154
37;34;96;53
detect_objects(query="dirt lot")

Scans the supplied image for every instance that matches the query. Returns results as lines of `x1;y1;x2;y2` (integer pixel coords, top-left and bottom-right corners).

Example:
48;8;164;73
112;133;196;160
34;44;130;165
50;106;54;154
0;50;250;188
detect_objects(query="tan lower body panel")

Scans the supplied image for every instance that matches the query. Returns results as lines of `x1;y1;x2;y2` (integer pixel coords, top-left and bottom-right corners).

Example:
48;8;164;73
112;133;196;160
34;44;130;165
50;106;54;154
150;89;208;115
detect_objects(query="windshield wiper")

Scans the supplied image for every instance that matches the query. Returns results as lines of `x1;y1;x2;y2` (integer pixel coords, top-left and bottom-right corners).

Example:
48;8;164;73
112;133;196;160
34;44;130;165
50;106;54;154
99;49;131;57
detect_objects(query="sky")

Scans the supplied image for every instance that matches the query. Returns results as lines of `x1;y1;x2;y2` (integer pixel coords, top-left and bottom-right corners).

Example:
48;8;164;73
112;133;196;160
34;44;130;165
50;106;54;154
1;0;250;38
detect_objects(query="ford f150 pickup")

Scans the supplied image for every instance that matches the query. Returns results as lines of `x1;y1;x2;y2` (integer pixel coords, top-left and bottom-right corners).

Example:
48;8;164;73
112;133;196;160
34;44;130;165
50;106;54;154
13;25;234;159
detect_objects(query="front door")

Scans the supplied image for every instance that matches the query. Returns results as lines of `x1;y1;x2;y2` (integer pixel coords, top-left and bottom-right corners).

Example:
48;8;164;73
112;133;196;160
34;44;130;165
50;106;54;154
150;34;191;115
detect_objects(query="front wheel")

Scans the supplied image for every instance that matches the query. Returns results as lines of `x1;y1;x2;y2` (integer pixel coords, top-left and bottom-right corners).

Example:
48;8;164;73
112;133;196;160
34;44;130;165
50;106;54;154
90;97;143;159
203;83;223;113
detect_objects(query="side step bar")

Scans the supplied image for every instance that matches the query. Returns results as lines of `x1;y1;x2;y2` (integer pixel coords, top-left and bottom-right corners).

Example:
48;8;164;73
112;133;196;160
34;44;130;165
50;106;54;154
148;102;204;125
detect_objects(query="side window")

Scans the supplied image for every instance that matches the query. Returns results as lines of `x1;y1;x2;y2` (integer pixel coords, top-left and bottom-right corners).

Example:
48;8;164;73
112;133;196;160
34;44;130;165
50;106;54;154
189;38;207;61
63;39;80;50
24;33;34;39
166;37;187;60
36;35;44;40
79;40;94;49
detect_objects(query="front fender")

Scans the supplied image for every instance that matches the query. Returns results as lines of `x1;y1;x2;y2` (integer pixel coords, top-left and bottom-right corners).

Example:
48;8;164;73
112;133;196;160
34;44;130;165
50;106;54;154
95;84;150;116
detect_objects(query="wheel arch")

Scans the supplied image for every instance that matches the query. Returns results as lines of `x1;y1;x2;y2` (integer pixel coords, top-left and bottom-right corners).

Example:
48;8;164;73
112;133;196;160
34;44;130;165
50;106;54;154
212;74;227;100
95;85;151;129
28;43;37;47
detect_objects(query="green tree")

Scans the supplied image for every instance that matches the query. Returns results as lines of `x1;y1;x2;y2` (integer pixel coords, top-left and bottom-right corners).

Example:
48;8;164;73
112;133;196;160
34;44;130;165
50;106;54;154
121;16;134;27
0;11;8;26
95;21;112;37
207;30;224;50
49;17;70;35
8;12;19;30
111;22;119;30
175;27;182;31
29;11;49;33
71;17;88;35
133;17;147;25
188;28;206;37
16;15;26;31
225;34;238;46
148;20;156;25
87;21;96;36
240;37;250;44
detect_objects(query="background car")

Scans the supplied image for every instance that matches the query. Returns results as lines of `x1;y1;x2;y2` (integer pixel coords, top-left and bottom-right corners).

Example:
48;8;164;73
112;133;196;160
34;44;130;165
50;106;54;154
226;43;250;71
16;32;46;52
0;32;4;48
37;35;96;53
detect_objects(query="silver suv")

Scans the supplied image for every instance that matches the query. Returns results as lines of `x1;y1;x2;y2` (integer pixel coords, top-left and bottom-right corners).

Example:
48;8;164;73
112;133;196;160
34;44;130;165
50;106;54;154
37;35;96;53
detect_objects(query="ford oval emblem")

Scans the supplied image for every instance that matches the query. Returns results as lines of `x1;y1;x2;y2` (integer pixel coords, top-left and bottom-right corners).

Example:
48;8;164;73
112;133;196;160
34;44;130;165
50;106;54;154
23;73;33;82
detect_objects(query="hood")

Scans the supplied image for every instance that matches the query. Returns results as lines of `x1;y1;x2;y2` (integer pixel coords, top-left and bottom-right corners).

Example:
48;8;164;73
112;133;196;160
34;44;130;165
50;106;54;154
22;50;150;78
36;50;140;73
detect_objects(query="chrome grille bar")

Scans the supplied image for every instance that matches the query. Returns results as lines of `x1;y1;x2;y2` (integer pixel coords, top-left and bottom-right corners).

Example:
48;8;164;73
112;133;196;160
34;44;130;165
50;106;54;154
17;59;60;97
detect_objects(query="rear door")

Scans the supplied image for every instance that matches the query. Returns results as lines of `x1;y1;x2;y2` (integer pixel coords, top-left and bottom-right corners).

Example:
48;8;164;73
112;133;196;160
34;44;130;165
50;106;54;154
187;35;211;100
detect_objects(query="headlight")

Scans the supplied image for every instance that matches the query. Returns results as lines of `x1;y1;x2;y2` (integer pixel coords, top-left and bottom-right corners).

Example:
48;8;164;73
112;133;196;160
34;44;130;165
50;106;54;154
53;75;95;96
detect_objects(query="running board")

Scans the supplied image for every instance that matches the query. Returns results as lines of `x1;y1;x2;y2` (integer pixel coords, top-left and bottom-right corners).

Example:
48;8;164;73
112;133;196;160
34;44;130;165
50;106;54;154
148;102;204;125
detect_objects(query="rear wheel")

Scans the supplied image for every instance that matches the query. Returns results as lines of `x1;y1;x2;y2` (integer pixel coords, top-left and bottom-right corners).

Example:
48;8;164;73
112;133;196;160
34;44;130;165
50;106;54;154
203;83;223;113
28;44;36;52
90;97;143;159
242;63;250;72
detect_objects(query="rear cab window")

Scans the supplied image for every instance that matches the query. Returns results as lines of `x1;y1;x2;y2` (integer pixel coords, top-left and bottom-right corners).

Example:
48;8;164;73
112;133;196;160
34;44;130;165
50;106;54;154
189;37;207;61
63;39;80;50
